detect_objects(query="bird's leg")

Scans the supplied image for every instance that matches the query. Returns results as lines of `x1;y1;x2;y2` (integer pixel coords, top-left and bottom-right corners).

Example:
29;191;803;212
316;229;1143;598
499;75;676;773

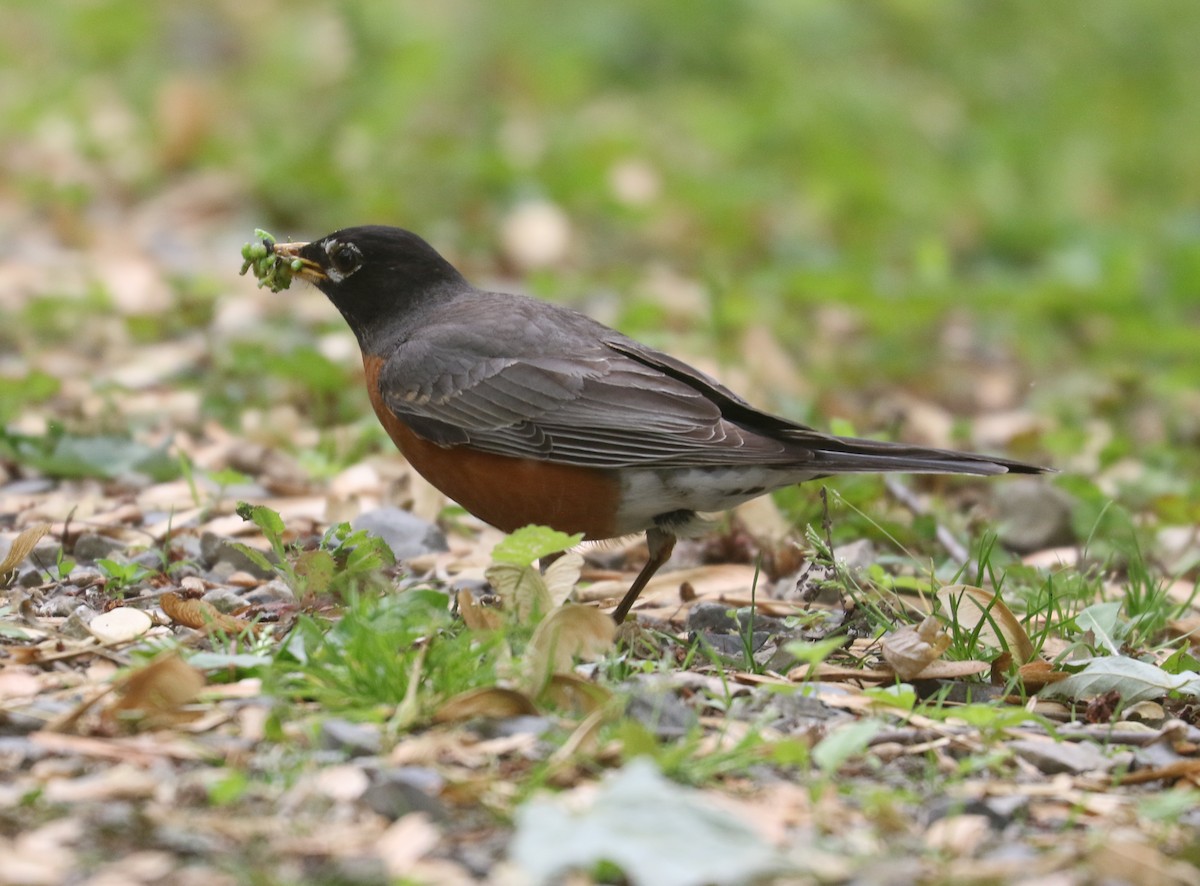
611;527;676;623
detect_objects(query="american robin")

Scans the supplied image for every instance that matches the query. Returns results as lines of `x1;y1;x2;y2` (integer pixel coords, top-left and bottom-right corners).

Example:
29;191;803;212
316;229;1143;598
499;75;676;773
270;226;1048;622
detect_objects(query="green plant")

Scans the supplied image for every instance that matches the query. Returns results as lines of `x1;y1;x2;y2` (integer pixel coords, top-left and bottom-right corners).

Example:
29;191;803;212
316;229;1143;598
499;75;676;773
266;587;479;718
96;558;152;593
233;502;395;596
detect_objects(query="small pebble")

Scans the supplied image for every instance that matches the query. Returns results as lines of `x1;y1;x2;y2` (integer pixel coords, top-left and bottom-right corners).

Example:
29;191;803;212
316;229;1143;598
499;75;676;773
73;534;127;563
89;607;153;643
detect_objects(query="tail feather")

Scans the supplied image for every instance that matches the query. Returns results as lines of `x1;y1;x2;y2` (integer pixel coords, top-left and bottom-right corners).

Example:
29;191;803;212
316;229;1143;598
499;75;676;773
802;434;1050;477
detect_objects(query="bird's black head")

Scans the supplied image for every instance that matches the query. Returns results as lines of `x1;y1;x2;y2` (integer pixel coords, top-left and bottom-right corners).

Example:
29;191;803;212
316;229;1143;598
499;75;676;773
273;225;467;347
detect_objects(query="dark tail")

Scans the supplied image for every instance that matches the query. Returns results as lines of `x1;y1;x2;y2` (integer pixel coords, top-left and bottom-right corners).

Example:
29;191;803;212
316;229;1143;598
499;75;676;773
798;433;1051;477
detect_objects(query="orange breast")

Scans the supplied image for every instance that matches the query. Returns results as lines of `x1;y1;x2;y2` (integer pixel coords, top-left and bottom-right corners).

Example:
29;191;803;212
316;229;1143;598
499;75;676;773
362;355;621;539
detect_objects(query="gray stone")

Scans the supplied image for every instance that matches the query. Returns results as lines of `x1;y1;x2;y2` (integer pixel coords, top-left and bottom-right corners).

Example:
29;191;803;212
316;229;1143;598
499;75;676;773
241;578;295;605
72;533;127;563
686;601;739;633
687;602;786;637
318;718;382;757
200;532;277;579
0;478;54;496
61;604;99;639
200;586;244;613
352;507;448;560
994;479;1077;553
472;715;554;740
1009;738;1112;774
17;568;45;587
624;679;699;739
131;550;165;571
833;538;876;572
361;768;448;821
31;539;64;566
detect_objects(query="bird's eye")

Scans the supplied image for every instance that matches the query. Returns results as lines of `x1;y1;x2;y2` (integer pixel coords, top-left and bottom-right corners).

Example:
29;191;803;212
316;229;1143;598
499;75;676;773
324;240;362;278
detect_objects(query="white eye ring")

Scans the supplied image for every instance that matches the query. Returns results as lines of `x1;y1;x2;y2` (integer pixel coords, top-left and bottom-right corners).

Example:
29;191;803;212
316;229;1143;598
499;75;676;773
324;240;363;281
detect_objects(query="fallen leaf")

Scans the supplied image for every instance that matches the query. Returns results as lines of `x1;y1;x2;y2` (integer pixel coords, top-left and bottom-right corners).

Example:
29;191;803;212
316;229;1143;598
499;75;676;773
0;524;50;580
487;552;584;624
377;812;441;879
485;564;551;624
906;660;991;679
511;758;785;886
881;616;951;679
457;588;504;631
539;673;612;715
1009;737;1115;775
524;604;615;693
433;687;539;723
936;584;1035;663
1045;656;1200;705
106;651;206;730
41;763;162;803
1016;660;1071;691
787;663;895;683
923;814;991;856
160;592;251;634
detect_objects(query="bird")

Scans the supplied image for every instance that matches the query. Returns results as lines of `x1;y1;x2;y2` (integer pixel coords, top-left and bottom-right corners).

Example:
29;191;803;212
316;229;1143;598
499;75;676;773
269;226;1048;622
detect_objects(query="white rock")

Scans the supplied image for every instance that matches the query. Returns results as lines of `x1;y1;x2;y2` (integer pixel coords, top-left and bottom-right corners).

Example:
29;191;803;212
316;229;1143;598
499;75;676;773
89;607;153;644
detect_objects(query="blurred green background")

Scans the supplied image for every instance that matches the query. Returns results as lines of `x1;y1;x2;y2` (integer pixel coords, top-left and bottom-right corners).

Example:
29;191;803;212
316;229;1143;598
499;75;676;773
3;0;1199;510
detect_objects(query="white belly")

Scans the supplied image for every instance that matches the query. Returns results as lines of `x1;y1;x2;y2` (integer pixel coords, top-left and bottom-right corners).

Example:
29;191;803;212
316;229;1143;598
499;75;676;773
611;466;816;536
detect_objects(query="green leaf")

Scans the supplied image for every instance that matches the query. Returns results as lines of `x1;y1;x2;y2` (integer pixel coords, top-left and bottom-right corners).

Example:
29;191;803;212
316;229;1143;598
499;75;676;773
1046;656;1200;705
236;503;286;548
294;549;336;594
784;636;846;667
491;525;583;568
812;719;883;774
863;684;917;712
227;542;275;575
187;651;273;671
1074;601;1127;655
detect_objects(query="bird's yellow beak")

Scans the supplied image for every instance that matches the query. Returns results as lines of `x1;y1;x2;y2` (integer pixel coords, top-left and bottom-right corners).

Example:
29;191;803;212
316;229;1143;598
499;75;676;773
272;241;327;282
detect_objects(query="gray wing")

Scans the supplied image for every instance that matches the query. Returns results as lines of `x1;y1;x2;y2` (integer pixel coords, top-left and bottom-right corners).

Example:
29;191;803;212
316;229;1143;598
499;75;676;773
377;295;1044;476
375;299;799;468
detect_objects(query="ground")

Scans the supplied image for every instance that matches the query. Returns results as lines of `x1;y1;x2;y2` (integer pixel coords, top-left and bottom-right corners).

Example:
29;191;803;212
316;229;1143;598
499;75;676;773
2;4;1200;885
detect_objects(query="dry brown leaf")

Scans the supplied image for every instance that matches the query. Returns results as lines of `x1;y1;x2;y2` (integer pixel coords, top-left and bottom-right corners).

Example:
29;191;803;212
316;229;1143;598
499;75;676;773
543;552;584;607
524;604;616;691
377;812;442;879
539;673;612;715
485;563;550;623
487;552;584;625
160;591;252;635
457;588;504;631
1111;759;1200;786
0;523;50;578
936;584;1035;663
549;706;610;765
433;687;539;724
904;660;991;679
1016;660;1071;691
881;616;951;679
1088;835;1200;885
105;651;206;731
0;668;44;700
41;763;161;804
30;731;205;763
788;663;895;683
